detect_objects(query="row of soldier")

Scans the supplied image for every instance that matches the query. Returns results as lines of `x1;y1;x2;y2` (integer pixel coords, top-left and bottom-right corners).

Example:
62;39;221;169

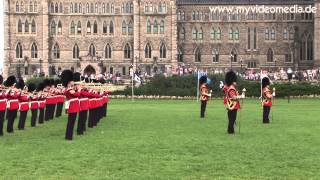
0;70;110;140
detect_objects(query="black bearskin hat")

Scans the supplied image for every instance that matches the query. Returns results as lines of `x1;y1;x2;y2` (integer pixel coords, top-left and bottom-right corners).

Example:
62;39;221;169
225;71;237;86
54;79;62;86
0;75;3;85
4;76;17;87
43;79;51;88
49;79;55;87
28;83;37;92
15;77;25;89
73;72;81;82
61;70;74;87
199;76;207;85
36;82;45;92
262;77;270;88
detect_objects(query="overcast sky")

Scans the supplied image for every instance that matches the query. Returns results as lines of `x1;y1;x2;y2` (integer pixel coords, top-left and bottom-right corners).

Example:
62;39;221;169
0;1;4;69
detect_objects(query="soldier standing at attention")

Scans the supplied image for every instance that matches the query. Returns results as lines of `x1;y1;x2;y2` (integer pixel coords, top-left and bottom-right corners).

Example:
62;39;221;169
261;77;273;124
199;76;211;118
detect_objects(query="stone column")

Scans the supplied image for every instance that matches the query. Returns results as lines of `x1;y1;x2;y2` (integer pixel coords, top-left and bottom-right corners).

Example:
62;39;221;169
314;0;320;66
133;0;140;71
3;0;11;78
41;0;50;76
170;0;178;75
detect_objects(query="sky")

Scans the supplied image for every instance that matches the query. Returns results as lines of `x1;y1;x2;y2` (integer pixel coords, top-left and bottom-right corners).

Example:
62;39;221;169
0;1;3;69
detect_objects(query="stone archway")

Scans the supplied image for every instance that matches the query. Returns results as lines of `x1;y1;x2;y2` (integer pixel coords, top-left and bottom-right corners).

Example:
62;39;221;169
83;65;96;76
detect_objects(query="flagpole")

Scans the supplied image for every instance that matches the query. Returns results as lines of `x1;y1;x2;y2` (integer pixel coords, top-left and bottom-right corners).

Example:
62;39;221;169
197;70;200;102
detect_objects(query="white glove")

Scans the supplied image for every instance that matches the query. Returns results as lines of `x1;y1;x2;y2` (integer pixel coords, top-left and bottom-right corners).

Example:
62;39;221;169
219;81;224;89
272;92;276;97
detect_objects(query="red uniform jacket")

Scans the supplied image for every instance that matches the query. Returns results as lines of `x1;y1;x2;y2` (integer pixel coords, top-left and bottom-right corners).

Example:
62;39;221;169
38;96;46;109
79;90;90;111
30;96;39;109
0;92;7;111
65;88;80;113
226;85;240;110
263;87;273;107
7;91;20;110
19;94;29;112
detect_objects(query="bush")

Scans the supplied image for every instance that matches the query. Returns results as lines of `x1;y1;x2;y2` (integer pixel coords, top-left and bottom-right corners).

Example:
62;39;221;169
109;75;320;98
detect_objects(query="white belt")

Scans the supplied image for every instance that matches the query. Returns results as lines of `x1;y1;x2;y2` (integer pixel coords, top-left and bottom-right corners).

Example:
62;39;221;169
89;99;96;101
20;102;29;105
0;99;7;103
65;98;78;110
8;99;19;103
80;98;89;101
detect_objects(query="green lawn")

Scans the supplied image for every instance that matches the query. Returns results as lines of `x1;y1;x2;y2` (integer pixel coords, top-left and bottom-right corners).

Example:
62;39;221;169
0;99;319;179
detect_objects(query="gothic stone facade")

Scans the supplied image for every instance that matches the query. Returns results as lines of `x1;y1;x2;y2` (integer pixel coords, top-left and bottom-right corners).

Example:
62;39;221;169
3;0;320;78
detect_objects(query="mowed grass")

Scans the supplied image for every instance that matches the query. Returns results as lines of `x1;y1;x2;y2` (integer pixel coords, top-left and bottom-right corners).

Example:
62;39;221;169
0;99;319;179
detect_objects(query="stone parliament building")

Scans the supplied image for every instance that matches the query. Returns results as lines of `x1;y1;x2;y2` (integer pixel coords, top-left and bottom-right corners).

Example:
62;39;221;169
3;0;320;78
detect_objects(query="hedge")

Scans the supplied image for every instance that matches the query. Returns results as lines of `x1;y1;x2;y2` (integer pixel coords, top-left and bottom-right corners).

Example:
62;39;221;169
111;74;320;98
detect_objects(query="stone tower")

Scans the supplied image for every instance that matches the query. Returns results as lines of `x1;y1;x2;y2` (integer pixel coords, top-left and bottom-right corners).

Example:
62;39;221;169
315;0;320;66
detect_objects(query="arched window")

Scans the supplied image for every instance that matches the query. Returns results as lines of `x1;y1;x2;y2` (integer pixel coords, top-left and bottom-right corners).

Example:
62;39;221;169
34;1;37;12
126;3;130;13
180;27;185;40
86;3;89;13
16;1;20;12
89;44;96;56
153;19;158;33
271;28;276;40
109;21;114;34
128;21;133;34
73;44;80;59
31;42;38;58
177;11;181;21
105;44;112;59
160;43;166;58
229;28;234;40
29;0;34;12
231;49;237;62
195;48;201;62
59;2;63;13
57;21;62;34
178;49;183;62
77;21;82;34
16;42;23;58
79;3;82;13
70;21;75;34
102;3;105;13
216;28;221;40
52;43;60;59
74;3;78;13
265;28;270;40
31;19;36;33
90;3;94;13
93;21;98;34
50;2;54;13
267;48;274;62
307;35;313;61
198;27;203;40
103;21;108;34
106;3;110;13
147;19;151;33
122;20;127;34
25;20;29;33
95;3;98;13
111;3;114;13
130;2;133;13
160;20;164;33
55;3;58;13
145;43;152;58
283;28;288;40
87;21;91;34
124;43;131;59
192;27;197;40
121;4;125;13
234;28;239;40
289;27;294;40
50;20;56;34
212;49;219;62
18;19;22;33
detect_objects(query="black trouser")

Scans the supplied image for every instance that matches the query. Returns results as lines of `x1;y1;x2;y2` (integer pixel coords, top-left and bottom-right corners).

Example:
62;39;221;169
7;109;17;133
65;113;77;140
82;110;88;132
227;109;238;134
45;105;50;121
0;110;5;135
200;101;207;118
77;110;87;135
56;102;63;117
88;109;94;128
103;103;107;117
31;109;38;127
39;108;44;124
50;104;56;119
18;111;28;130
263;106;271;124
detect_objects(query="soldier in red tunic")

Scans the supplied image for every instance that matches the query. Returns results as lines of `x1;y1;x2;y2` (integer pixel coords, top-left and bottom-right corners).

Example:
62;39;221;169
224;71;242;134
261;77;273;124
88;90;96;128
54;79;64;118
16;78;29;130
37;82;46;124
0;75;7;136
5;76;19;133
28;83;38;127
199;76;211;118
61;70;81;140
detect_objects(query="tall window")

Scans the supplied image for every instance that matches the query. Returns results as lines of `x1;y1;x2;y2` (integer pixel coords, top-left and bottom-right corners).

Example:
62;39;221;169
212;49;219;62
79;3;82;13
160;43;166;58
18;19;23;33
57;21;62;34
50;2;54;13
122;21;127;34
147;19;151;33
93;21;98;34
153;19;158;33
231;49;237;62
16;1;20;12
59;2;63;13
70;21;75;34
234;28;239;40
283;28;288;40
160;20;164;33
103;21;108;34
124;43;131;59
289;28;294;40
195;48;201;62
87;21;91;34
285;50;293;62
307;35;313;61
52;43;60;59
102;3;106;13
25;20;29;33
105;44;112;59
265;28;270;40
86;3;89;13
77;21;82;34
109;21;114;34
247;27;251;49
55;3;58;13
73;44;80;59
29;0;34;12
267;48;274;62
180;27;185;40
74;3;78;13
51;20;56;34
128;21;133;34
31;19;36;33
192;27;197;40
198;28;203;40
31;42;38;58
16;42;23;58
178;49;183;62
253;27;257;49
271;28;276;40
229;28;233;40
145;43;152;58
89;44;96;56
